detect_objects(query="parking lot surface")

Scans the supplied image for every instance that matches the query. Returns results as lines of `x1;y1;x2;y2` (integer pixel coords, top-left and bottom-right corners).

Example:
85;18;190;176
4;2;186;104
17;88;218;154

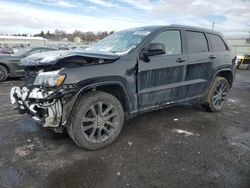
0;70;249;188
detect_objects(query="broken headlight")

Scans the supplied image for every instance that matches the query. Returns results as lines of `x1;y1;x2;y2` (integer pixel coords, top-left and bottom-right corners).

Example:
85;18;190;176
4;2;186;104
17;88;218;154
34;70;66;87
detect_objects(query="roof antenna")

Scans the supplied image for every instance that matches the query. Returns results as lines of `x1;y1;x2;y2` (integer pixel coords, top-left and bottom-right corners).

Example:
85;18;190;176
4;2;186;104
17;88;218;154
212;21;215;31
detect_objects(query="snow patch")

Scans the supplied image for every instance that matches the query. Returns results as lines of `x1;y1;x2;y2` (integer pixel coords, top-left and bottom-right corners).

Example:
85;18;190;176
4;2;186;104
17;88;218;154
228;98;239;104
172;129;199;137
128;141;133;146
14;144;34;157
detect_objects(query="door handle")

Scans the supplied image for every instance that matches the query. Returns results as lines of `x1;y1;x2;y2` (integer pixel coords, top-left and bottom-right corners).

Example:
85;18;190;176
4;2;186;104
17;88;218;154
176;58;187;63
209;55;216;59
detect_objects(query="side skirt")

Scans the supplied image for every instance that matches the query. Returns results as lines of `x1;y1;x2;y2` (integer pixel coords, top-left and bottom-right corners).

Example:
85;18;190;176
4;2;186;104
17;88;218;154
129;94;203;118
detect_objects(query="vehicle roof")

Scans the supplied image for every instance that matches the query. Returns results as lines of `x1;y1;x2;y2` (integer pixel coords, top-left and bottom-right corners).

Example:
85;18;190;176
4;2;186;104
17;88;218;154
133;25;222;35
170;24;221;34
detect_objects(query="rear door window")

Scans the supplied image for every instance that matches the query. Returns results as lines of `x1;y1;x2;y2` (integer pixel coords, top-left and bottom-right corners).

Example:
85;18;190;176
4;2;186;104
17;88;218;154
186;31;208;53
208;34;228;52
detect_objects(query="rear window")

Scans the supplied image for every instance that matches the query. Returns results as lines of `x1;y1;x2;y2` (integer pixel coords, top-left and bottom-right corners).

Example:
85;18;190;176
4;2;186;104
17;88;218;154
208;34;228;52
186;31;208;53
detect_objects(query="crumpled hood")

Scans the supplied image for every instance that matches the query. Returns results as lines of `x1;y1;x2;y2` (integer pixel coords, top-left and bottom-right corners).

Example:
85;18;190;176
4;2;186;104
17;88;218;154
19;50;120;66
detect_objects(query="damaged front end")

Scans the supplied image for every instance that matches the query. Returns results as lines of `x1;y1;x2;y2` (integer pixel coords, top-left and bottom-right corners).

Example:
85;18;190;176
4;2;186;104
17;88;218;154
11;86;63;127
10;70;76;131
10;50;119;132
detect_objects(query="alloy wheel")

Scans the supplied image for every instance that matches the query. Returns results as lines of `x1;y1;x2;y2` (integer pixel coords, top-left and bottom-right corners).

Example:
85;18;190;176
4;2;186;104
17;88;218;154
212;82;228;108
81;102;119;143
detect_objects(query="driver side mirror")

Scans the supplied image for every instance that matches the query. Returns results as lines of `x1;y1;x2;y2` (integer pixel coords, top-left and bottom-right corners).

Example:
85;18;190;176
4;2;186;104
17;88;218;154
147;43;166;56
140;43;166;63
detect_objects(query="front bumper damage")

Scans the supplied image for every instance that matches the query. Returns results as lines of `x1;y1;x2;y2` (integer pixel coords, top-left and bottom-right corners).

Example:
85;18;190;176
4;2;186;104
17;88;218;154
10;86;76;131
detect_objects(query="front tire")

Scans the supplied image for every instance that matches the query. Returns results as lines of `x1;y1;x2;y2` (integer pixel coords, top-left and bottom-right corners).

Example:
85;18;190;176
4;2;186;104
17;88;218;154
0;65;8;81
201;77;230;112
68;91;124;150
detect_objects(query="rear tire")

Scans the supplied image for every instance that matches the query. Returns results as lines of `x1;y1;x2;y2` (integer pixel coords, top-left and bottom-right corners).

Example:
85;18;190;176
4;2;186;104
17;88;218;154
0;65;8;81
201;77;230;112
68;91;124;150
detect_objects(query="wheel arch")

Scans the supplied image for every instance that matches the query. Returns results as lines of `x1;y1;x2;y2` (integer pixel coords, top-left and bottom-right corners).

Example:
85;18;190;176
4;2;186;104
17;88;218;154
0;63;10;73
214;69;234;88
62;81;131;127
94;83;130;114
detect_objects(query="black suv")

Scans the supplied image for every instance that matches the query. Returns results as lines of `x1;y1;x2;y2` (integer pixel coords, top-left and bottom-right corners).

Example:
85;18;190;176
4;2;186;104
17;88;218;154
10;25;236;150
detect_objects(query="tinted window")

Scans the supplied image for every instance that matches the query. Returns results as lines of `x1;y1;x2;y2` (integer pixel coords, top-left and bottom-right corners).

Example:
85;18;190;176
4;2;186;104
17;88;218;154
208;34;227;52
151;30;182;55
186;31;208;53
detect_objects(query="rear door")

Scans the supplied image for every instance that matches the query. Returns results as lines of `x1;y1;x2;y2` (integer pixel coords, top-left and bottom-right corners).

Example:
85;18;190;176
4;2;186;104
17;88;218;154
207;33;232;69
183;30;212;98
137;29;187;108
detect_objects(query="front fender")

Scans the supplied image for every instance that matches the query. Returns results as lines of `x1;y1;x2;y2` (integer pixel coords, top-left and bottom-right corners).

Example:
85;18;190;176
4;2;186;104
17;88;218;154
61;80;130;127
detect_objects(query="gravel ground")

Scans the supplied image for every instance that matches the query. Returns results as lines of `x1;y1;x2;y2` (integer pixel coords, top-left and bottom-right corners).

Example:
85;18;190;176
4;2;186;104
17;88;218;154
0;70;249;188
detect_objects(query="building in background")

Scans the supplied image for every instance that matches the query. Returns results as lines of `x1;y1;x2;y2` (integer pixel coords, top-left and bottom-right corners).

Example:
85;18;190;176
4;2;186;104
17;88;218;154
0;36;46;47
227;37;250;55
74;36;82;43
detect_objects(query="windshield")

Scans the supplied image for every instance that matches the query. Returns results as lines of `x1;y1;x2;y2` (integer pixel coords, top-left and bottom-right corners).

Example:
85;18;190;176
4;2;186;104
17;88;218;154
86;28;155;54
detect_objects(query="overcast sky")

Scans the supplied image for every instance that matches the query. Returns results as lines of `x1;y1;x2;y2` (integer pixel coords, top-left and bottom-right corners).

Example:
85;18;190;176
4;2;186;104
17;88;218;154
0;0;249;36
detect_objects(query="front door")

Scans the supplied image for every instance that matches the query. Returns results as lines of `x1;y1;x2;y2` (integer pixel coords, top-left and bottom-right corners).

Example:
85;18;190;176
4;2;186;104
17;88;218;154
137;29;187;109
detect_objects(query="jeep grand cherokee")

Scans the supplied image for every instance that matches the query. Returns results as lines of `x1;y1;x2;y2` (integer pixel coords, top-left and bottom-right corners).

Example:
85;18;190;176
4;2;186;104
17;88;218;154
10;25;236;150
